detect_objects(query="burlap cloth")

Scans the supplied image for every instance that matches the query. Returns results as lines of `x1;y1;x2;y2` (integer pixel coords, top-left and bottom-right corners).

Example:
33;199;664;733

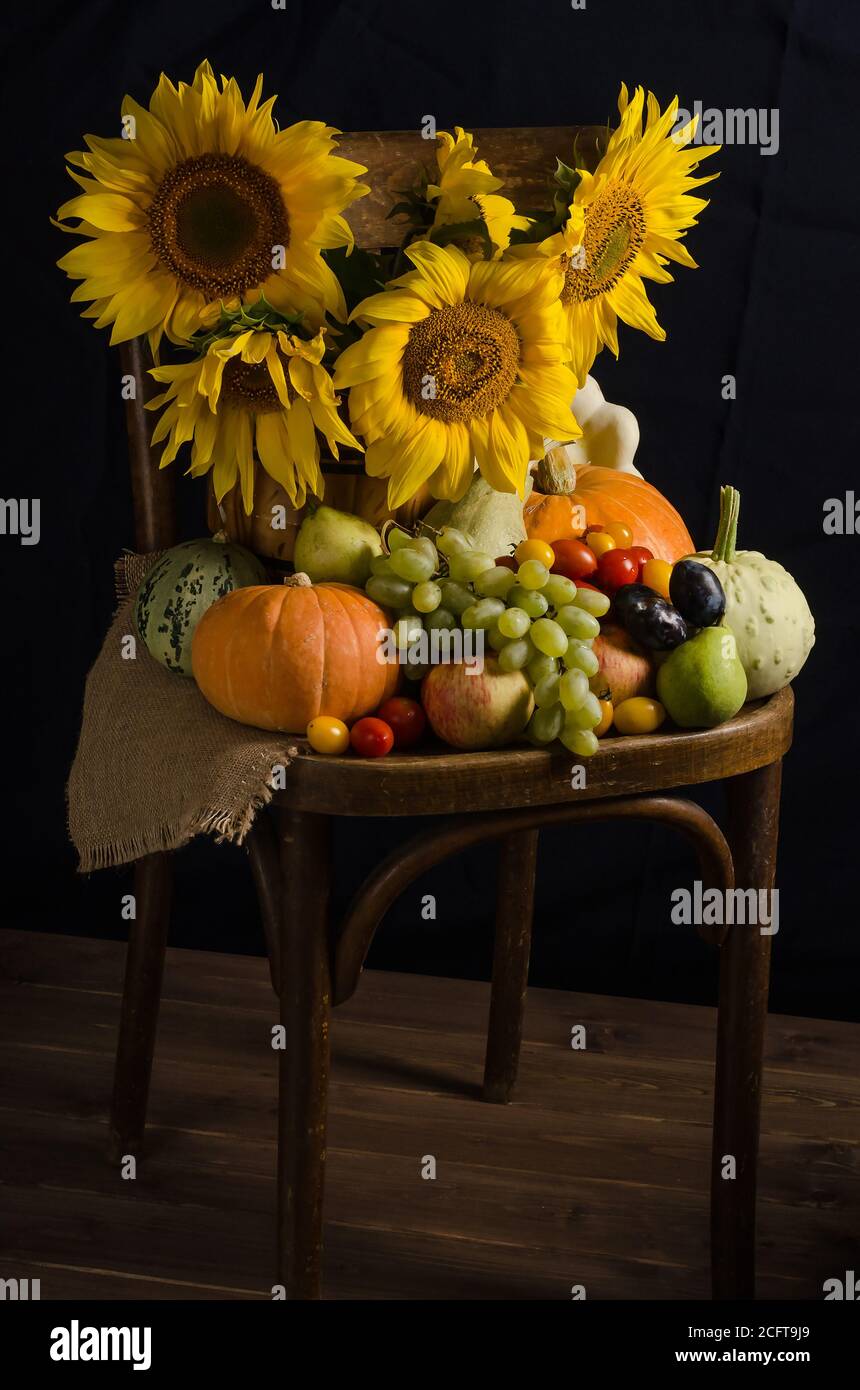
68;552;297;872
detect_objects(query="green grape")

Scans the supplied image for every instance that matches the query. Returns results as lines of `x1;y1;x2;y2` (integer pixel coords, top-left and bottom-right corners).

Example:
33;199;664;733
498;638;532;671
527;653;558;684
411;536;439;570
573;585;611;617
580;692;603;727
542;574;577;608
517;559;550;590
366;575;413;609
557;605;600;640
565;640;600;677
559;668;589;713
370;554;395;577
389;547;436;583
534;673;561;708
507;584;548;618
404;660;431;681
530;617;568;658
558;667;591;717
560;724;599;757
394;614;424;649
562;702;596;731
412;580;442;613
426;606;456;632
461;601;503;631
448;550;495;582
487;622;508;653
472;597;505;628
497;606;531;639
387;528;413;552
436;526;471;557
439;580;473;615
475;566;517;599
528;703;565;745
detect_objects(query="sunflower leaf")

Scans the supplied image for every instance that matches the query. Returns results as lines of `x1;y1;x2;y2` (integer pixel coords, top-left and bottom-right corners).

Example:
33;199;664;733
553;157;581;196
323;246;386;319
429;217;493;255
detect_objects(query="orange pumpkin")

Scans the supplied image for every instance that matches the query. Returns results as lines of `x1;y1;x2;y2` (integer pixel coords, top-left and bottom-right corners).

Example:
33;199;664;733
191;574;399;733
524;452;695;562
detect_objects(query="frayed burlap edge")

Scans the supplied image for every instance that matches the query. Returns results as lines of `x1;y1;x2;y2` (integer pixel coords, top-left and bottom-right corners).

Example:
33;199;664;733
68;551;300;873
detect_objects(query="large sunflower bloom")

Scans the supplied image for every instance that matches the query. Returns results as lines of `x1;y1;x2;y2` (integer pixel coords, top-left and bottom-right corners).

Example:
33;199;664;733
428;128;530;257
55;61;368;352
528;84;719;385
147;329;360;512
333;241;581;506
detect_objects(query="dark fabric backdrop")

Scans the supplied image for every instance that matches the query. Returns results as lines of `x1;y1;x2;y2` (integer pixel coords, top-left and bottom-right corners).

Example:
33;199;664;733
3;0;858;1018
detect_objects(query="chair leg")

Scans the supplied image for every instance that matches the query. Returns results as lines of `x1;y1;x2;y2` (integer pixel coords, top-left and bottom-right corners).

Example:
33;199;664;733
483;828;539;1104
711;760;782;1300
109;853;172;1162
275;808;332;1300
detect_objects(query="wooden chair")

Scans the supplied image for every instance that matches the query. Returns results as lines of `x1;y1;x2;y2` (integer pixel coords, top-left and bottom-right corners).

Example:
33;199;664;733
106;128;794;1302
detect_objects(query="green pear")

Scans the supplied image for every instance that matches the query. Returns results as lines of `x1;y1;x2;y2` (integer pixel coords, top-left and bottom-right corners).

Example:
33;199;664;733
293;504;383;586
656;625;748;728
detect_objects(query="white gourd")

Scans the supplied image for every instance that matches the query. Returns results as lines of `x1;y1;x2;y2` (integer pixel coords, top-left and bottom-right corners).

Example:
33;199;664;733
693;486;814;699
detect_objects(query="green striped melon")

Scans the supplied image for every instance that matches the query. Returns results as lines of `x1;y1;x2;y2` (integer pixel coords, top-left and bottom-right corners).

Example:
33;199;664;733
135;537;267;676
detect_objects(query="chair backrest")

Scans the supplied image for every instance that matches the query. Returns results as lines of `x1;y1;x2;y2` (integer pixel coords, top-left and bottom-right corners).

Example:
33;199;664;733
120;125;600;553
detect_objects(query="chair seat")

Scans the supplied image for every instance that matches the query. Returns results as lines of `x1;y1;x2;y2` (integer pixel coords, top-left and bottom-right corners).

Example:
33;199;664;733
277;688;794;817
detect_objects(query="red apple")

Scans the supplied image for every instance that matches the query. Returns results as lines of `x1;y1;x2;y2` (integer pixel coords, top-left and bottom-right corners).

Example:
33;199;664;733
421;657;534;750
592;623;656;704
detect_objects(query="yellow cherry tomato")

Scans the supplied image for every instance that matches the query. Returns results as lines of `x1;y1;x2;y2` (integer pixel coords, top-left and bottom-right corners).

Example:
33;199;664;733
605;520;634;548
642;557;673;601
613;697;666;736
586;530;617;559
306;716;350;755
594;699;614;737
515;537;555;569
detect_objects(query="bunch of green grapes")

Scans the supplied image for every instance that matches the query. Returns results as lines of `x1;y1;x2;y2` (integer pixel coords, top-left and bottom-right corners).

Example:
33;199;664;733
364;525;610;756
364;529;451;682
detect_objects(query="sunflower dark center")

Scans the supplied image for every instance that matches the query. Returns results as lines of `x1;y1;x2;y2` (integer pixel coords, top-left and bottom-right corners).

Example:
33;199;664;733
221;357;284;413
402;302;520;423
562;181;646;304
148;154;289;298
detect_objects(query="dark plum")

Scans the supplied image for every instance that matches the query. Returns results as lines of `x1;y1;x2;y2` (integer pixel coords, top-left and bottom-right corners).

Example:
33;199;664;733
613;583;653;622
625;594;688;650
669;559;726;628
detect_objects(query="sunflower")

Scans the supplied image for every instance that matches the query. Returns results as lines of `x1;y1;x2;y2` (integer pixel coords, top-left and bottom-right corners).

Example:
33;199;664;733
333;240;580;506
427;128;530;256
55;61;368;352
147;328;360;512
525;84;719;385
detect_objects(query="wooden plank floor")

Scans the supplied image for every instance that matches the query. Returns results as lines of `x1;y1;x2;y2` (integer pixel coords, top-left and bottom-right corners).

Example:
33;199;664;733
1;929;857;1300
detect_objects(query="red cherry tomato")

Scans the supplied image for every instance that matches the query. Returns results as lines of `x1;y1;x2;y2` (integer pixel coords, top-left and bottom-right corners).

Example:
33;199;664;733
375;697;426;749
350;717;394;758
574;580;600;591
596;547;640;593
550;538;598;582
494;555;517;571
628;545;654;577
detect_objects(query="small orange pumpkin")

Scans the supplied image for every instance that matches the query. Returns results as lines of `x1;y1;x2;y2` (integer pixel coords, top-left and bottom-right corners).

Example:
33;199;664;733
192;574;399;733
524;451;695;562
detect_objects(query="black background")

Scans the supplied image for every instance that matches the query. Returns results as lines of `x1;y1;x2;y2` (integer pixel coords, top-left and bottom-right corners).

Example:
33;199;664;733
3;0;858;1019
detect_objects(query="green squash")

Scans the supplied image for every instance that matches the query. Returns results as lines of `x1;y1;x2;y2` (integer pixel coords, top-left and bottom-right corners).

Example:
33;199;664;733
692;486;815;699
135;536;267;676
421;472;531;557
